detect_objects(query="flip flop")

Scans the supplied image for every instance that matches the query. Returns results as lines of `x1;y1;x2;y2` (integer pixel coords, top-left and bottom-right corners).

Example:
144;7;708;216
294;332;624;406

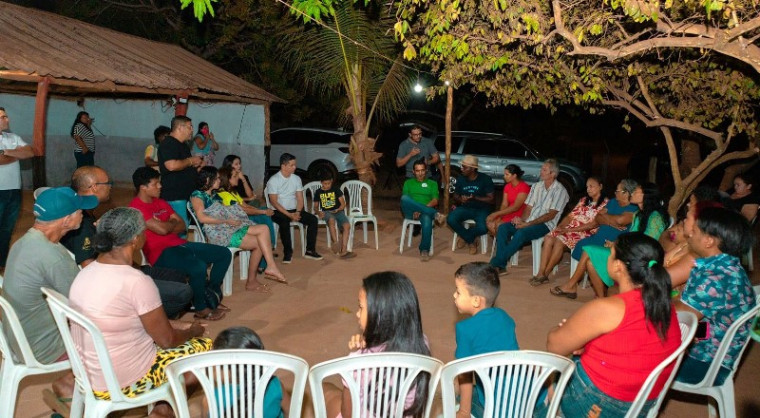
340;252;357;259
263;271;288;284
530;276;550;286
246;284;272;293
43;389;72;417
550;286;577;299
194;309;226;321
216;303;232;312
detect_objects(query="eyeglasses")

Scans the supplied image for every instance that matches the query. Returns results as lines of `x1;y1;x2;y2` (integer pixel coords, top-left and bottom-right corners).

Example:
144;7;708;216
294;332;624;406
94;181;114;187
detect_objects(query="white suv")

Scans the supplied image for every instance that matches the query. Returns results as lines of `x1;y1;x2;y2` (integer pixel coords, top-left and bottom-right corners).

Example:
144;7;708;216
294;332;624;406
270;128;355;180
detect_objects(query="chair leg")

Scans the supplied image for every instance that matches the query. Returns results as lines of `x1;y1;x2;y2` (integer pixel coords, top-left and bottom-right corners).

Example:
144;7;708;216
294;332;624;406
713;381;734;418
0;370;19;418
452;232;459;252
399;223;407;254
70;388;85;418
373;221;379;250
239;250;249;281
363;222;368;244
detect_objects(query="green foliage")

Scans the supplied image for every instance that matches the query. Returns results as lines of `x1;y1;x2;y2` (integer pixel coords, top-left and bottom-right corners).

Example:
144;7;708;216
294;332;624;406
181;0;217;22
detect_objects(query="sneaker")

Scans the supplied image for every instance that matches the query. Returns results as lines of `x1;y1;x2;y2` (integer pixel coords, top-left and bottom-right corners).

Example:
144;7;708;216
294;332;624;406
282;253;293;264
497;267;509;276
434;212;446;226
420;251;431;262
304;250;324;260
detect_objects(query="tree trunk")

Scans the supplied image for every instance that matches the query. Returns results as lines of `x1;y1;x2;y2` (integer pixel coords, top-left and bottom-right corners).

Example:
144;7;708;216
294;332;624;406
679;139;700;178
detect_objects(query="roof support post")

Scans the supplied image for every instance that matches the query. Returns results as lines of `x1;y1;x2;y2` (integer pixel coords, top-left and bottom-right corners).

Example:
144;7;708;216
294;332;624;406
32;77;50;188
174;90;190;116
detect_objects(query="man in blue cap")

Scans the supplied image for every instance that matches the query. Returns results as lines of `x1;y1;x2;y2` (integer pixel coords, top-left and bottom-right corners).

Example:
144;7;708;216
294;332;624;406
3;187;97;401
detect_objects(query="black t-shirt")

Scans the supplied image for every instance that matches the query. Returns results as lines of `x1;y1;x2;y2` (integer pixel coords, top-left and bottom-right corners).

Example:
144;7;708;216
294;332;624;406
61;210;97;264
315;186;343;211
158;135;196;201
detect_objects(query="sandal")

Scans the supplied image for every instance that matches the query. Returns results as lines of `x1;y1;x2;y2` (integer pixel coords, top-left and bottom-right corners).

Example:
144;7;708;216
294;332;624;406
43;389;72;417
530;275;549;287
216;303;232;312
246;284;272;293
194;309;226;321
263;270;288;284
550;286;577;299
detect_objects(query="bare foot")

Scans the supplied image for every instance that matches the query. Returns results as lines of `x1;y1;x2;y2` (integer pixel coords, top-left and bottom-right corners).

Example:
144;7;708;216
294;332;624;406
245;281;272;293
52;372;75;399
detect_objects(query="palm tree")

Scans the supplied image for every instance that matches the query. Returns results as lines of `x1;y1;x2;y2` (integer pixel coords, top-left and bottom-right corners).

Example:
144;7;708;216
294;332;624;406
280;2;413;185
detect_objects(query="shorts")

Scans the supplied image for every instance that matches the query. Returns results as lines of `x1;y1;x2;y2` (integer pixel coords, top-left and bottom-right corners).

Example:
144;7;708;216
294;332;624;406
93;337;212;400
323;211;349;227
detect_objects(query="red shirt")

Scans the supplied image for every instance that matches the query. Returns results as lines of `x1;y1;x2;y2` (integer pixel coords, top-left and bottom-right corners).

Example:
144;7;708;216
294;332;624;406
129;196;186;265
581;289;681;401
501;181;531;222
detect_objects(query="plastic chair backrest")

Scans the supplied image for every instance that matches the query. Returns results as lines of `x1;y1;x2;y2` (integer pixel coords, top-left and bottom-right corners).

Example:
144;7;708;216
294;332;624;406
0;293;50;369
624;311;699;418
165;349;309;418
303;181;322;214
41;287;134;404
341;180;373;217
186;201;208;243
440;350;575;418
693;291;760;387
309;352;443;418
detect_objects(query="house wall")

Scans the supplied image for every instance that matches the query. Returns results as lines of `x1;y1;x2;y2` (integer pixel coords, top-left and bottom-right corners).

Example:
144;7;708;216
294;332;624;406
1;94;268;193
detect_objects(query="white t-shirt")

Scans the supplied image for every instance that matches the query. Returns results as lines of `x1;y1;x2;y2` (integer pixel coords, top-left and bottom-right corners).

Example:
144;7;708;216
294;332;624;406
0;131;28;190
265;171;303;211
69;262;162;390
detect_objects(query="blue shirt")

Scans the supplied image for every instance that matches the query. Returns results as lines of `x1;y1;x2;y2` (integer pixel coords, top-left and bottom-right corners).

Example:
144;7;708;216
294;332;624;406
454;172;495;211
455;307;519;410
212;376;283;418
681;253;756;369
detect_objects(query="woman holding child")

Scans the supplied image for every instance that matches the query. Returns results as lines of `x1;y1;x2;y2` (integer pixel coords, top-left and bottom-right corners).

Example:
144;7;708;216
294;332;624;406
69;208;211;417
190;166;287;292
545;233;681;417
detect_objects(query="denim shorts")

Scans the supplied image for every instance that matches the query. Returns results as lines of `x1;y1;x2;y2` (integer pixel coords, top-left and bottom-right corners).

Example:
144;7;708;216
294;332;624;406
323;210;349;227
559;358;654;418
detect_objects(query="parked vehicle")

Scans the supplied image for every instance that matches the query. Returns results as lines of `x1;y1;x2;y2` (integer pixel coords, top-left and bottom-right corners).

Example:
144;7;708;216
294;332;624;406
435;131;586;197
269;128;355;180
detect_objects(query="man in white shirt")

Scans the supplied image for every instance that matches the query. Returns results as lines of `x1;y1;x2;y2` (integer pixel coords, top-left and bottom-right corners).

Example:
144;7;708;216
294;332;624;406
0;107;33;271
266;153;322;263
489;159;569;278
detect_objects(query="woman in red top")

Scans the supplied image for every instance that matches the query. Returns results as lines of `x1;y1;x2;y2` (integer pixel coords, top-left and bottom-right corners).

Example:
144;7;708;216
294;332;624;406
486;164;530;235
546;233;680;417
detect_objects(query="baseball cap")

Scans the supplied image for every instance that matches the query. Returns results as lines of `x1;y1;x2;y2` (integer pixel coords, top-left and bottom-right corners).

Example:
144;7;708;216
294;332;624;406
33;187;98;221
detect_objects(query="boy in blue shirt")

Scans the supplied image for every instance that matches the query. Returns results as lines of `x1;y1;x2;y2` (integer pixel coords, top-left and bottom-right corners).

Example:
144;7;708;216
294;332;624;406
453;262;519;417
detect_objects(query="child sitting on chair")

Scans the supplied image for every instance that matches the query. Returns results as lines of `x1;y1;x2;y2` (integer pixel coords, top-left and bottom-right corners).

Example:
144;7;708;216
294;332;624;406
453;262;520;417
203;327;290;418
314;173;355;259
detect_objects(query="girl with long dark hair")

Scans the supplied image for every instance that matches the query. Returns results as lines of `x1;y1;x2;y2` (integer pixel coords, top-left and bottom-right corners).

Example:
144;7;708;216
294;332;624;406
326;271;431;418
71;111;95;167
546;233;680;417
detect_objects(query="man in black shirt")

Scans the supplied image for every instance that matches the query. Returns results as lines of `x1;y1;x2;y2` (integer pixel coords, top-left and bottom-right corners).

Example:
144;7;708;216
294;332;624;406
61;166;193;319
158;115;202;231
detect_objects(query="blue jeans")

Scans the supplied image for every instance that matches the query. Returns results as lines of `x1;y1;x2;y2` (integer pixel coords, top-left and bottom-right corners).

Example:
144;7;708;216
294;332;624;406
556;358;654;418
489;222;548;269
0;189;21;267
154;242;231;311
447;206;489;244
401;195;436;252
139;265;193;319
167;199;190;238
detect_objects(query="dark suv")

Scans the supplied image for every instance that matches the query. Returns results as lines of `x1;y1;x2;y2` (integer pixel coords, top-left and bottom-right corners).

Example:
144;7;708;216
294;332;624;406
435;131;586;196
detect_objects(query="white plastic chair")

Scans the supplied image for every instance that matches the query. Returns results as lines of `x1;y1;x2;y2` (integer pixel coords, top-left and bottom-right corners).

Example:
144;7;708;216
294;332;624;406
187;202;250;297
490;239;519;266
264;192;306;257
0;293;71;418
165;349;309;418
671;290;760;418
303;181;336;248
451;219;488;254
440;350;575;418
341;180;379;252
41;287;178;418
623;311;698;418
400;218;434;255
309;352;443;418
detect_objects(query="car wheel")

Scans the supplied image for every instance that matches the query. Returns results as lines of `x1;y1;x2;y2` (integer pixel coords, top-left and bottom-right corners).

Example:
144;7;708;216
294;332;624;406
558;174;575;199
307;161;339;182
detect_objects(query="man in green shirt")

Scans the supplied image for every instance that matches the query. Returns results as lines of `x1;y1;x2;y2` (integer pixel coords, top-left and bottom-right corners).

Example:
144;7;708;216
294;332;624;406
401;159;446;261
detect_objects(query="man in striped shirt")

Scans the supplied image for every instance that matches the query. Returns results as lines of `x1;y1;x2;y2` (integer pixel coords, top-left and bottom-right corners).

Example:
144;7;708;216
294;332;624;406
489;159;569;277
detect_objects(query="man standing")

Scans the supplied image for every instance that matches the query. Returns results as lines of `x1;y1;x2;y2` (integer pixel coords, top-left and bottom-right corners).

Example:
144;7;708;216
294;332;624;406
266;153;322;263
401;160;446;261
489;159;569;277
158;115;203;231
3;187;97;364
447;155;495;254
62;166;193;319
130;167;231;321
396;125;439;179
0;107;34;271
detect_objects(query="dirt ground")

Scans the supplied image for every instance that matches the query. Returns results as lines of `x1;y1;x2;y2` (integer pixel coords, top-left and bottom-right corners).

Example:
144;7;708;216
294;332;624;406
8;188;760;417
